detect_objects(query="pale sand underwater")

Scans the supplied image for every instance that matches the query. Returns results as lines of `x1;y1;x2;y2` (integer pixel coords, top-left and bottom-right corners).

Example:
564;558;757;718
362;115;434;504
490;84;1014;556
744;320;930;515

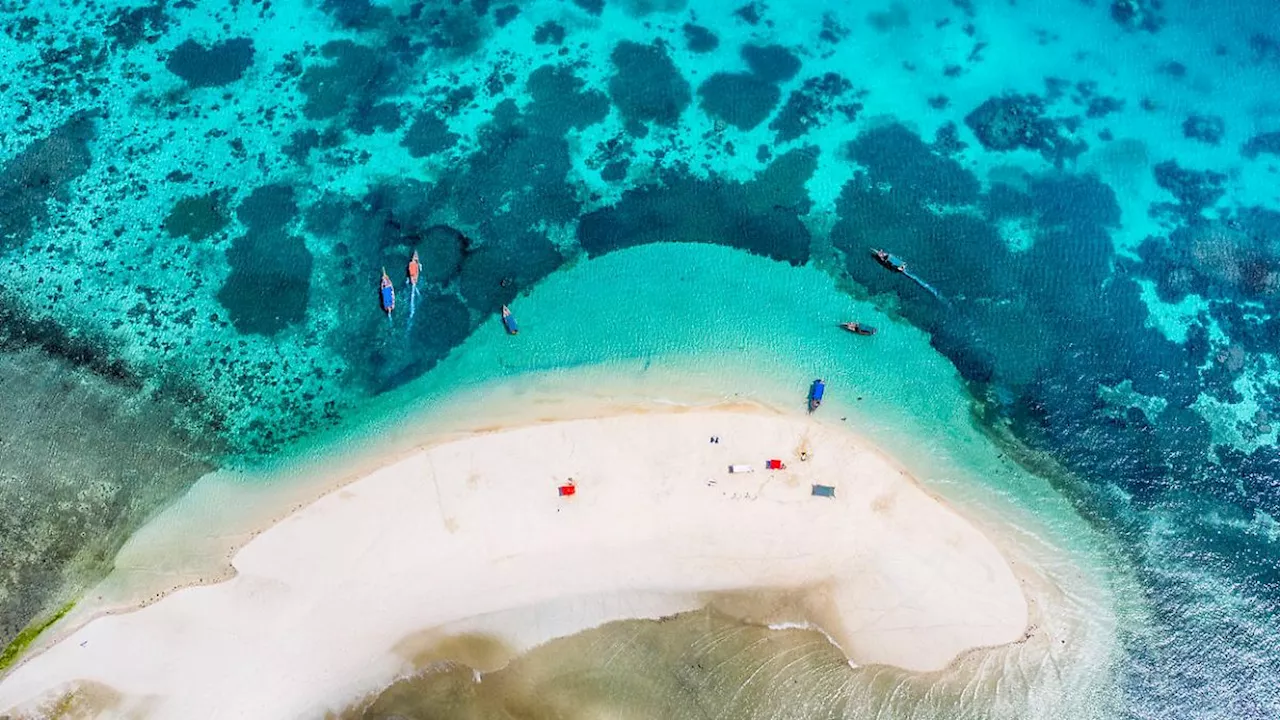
0;408;1039;719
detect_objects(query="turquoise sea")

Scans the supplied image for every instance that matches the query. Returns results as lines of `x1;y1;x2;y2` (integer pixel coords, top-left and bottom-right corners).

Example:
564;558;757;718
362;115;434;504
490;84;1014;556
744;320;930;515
1;0;1278;717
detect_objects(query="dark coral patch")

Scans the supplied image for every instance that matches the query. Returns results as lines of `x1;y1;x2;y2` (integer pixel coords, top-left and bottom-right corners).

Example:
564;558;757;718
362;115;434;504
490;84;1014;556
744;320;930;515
572;0;605;15
1084;95;1124;118
322;194;475;391
457;229;564;315
217;185;310;336
374;290;472;391
683;23;718;53
578;147;818;266
165;38;254;88
601;159;629;181
770;73;854;143
0;112;96;249
965;93;1087;167
105;0;169;49
350;102;402;135
831;123;1174;402
533;21;566;45
163;192;229;240
320;0;393;30
1242;131;1280;159
621;0;687;15
1110;0;1165;33
217;233;312;335
847;123;979;205
415;225;468;284
1030;172;1120;230
415;96;577;314
401;112;459;157
698;73;780;130
526;64;610;133
297;41;396;121
1152;160;1225;218
741;43;801;83
733;2;763;24
415;3;488;55
494;5;520;26
608;41;691;130
306;181;456;295
283;127;343;164
866;1;910;32
1183;114;1225;145
833;125;1013;318
431;99;580;229
236;183;298;231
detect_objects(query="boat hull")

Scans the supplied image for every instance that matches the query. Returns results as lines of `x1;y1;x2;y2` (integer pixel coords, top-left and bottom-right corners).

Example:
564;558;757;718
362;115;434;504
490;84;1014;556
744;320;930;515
808;380;825;413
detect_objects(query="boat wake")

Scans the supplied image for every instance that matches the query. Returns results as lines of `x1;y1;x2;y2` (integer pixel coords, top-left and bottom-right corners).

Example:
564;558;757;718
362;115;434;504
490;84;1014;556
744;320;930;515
904;270;946;304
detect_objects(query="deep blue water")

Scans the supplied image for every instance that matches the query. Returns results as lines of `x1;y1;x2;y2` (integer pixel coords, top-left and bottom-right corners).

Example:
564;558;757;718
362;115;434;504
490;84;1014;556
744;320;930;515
1;0;1279;715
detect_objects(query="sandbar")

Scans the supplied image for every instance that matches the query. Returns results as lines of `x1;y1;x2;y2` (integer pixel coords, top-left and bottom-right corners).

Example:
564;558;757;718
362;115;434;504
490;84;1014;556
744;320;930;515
0;408;1028;719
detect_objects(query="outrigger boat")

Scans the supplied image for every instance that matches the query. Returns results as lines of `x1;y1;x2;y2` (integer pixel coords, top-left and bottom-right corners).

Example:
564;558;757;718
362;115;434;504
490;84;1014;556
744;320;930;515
808;378;825;413
379;269;395;316
871;248;906;273
501;304;519;335
840;321;877;336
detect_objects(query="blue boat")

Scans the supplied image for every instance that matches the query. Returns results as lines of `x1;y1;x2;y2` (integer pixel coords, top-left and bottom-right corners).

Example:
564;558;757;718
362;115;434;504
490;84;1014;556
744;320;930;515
379;269;395;316
812;484;836;498
501;305;519;335
871;248;906;273
808;378;825;413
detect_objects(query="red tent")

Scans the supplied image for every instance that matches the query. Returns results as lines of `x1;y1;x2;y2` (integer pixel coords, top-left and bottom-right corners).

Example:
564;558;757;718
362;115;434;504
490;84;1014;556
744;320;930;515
558;483;576;497
766;459;785;470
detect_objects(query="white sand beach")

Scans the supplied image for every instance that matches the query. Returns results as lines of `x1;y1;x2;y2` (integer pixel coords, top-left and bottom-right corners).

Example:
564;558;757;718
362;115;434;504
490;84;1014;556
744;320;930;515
0;408;1030;719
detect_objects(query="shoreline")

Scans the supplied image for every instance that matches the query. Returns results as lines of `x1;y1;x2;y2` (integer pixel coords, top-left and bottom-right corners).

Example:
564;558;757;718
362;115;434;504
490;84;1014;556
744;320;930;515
0;406;1034;719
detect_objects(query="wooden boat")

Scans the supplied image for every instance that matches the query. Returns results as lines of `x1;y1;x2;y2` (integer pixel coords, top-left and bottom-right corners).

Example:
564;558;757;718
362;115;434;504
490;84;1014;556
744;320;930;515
871;248;906;273
840;322;877;336
501;304;519;335
379;269;395;315
808;378;825;413
407;250;421;288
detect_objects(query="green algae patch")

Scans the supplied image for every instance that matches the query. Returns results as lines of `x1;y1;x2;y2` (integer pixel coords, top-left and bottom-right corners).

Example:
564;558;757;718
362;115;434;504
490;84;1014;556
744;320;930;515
0;599;75;671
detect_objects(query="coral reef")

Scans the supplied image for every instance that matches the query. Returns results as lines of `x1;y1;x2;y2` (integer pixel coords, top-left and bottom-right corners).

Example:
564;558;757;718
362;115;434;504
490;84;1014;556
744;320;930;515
217;185;313;336
165;38;255;87
964;94;1086;167
1182;114;1226;145
608;41;691;131
1151;160;1226;220
1109;0;1166;33
1242;131;1280;159
770;73;856;143
579;147;818;266
698;73;780;130
682;23;718;53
